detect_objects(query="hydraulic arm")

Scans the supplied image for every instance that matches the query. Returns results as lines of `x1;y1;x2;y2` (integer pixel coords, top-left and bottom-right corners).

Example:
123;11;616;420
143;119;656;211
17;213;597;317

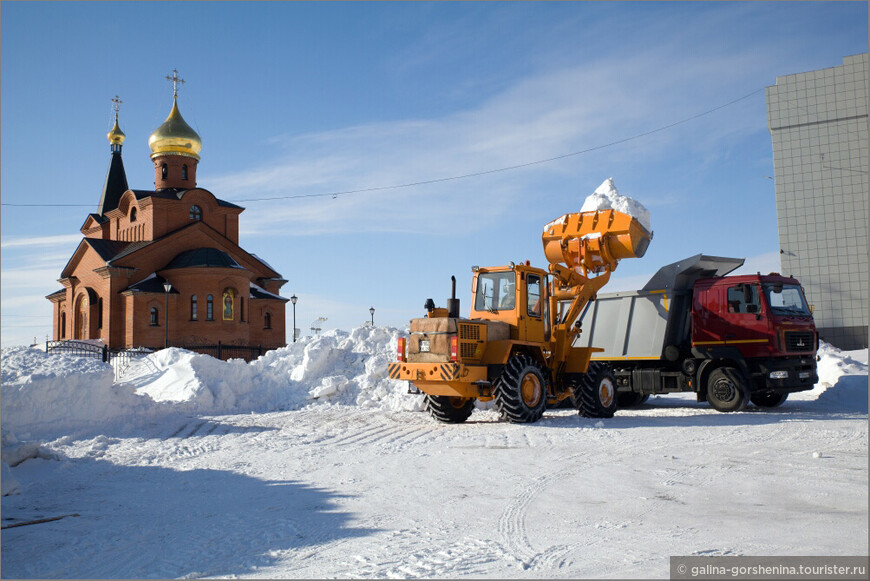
541;209;653;369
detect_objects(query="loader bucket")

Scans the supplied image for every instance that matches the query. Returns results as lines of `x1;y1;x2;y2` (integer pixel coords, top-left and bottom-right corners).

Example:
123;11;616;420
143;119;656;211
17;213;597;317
542;209;652;274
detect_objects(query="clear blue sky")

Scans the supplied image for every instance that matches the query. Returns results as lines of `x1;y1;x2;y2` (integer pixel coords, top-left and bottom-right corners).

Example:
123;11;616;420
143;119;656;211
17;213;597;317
1;1;867;347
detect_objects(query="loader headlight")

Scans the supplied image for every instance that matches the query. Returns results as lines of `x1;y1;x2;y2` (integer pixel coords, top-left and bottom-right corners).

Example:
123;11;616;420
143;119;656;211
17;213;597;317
769;370;789;379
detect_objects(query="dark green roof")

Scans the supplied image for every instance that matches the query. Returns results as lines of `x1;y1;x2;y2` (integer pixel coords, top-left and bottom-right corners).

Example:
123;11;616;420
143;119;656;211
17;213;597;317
97;151;129;216
125;274;180;294
163;247;245;270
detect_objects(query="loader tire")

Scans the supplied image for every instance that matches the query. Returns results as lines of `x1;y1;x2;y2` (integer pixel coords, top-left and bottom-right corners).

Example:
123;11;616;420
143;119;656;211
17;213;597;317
493;354;547;423
706;367;748;412
617;391;649;408
573;362;618;418
751;391;788;408
425;395;475;423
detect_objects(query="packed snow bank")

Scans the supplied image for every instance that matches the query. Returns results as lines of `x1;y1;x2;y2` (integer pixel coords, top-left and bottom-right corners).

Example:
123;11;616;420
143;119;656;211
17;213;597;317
123;326;420;415
792;342;869;413
1;326;420;443
3;332;864;446
580;177;652;232
0;347;157;441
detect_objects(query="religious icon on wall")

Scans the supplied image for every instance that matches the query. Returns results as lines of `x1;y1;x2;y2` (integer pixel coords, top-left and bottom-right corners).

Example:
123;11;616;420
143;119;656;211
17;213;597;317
223;288;235;320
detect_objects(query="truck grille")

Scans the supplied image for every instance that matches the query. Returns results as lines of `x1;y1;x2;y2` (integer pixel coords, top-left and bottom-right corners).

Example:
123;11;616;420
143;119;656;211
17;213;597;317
785;332;815;352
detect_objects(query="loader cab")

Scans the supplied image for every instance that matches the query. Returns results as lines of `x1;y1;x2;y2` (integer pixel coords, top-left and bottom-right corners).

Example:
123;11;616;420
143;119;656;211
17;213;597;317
471;264;550;343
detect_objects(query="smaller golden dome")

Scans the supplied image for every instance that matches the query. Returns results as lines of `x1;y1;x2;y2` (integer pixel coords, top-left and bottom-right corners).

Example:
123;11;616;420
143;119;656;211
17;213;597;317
107;116;126;146
148;98;202;160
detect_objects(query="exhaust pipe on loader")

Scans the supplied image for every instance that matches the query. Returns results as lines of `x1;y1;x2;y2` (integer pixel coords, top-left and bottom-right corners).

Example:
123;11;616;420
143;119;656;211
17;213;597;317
447;275;460;319
423;275;460;318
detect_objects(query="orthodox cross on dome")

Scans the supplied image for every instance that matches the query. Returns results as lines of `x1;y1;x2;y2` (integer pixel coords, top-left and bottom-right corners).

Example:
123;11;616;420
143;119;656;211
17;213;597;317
111;95;122;118
166;69;185;99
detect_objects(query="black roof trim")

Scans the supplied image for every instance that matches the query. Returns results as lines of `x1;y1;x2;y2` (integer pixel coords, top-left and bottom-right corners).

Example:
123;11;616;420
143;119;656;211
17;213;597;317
130;188;243;209
83;238;135;262
163;247;246;270
124;274;180;294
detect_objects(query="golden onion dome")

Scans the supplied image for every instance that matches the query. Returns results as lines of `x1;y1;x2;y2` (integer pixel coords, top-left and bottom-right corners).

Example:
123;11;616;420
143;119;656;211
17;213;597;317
107;116;126;146
148;98;202;160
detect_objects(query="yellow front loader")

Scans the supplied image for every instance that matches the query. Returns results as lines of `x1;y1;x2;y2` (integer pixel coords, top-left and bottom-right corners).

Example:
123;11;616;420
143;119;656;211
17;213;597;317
388;208;652;423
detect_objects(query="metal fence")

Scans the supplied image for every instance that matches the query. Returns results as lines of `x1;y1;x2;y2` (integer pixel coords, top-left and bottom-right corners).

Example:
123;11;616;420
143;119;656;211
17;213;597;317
45;340;154;381
45;341;276;379
171;342;269;362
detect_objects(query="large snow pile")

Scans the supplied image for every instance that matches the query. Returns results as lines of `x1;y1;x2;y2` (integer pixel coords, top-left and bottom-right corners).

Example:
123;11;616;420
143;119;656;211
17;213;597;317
1;326;420;443
0;347;157;441
790;342;869;413
123;325;419;414
580;177;652;233
2;330;865;450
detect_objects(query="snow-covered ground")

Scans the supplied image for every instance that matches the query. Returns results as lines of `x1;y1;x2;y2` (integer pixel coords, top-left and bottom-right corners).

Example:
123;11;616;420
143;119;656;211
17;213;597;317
1;329;867;578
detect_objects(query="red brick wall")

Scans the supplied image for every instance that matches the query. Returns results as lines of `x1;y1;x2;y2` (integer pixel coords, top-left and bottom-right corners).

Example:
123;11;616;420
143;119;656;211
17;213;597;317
152;155;198;190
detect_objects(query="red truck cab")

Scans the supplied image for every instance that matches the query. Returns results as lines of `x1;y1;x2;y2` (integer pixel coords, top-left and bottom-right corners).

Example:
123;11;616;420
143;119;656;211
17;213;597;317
692;273;818;394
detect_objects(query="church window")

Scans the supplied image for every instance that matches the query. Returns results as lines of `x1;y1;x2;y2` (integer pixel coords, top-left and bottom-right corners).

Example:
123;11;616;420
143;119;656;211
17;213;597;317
264;311;272;329
97;298;103;329
240;297;245;322
191;295;198;321
190;205;202;220
161;164;168;180
182;164;188;180
206;295;214;320
60;312;66;338
150;307;159;326
130;207;137;222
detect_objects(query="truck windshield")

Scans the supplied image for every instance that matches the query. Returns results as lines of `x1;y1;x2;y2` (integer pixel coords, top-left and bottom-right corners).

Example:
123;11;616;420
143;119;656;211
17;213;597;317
764;284;811;316
475;271;516;312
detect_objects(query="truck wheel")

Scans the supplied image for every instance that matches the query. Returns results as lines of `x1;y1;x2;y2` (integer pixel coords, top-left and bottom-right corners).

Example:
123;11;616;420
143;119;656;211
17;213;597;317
617;391;649;408
706;367;748;412
573;362;618;418
493;354;547;423
751;392;788;408
425;395;475;423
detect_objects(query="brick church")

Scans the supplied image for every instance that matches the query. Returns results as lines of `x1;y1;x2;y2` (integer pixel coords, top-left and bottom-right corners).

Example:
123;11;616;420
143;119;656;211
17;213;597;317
47;73;288;352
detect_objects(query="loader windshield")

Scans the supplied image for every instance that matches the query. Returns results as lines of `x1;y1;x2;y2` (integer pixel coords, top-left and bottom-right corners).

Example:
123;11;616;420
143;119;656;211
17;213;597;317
475;271;516;312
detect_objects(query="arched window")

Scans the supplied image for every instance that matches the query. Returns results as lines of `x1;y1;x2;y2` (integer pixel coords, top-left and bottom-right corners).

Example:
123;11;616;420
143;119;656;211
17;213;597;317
264;312;272;329
206;295;214;320
182;164;188;180
150;307;159;326
190;205;202;220
161;164;168;180
60;312;66;338
240;297;245;322
191;295;198;321
97;297;103;329
130;207;137;222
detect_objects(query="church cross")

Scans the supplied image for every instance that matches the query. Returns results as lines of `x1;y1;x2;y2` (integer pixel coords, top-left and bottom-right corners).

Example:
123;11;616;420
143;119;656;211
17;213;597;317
111;95;122;117
166;69;185;98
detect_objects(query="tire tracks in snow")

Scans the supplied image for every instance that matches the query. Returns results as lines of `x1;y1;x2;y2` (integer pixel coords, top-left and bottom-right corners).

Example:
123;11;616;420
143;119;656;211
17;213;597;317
494;421;730;572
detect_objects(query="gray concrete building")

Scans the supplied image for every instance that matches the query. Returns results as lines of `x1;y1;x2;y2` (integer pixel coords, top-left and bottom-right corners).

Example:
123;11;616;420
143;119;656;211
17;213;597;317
766;53;869;350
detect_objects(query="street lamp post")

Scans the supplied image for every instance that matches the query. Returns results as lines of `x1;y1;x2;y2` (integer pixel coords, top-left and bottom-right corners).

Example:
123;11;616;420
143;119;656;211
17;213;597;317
163;281;172;349
291;295;298;342
369;306;375;327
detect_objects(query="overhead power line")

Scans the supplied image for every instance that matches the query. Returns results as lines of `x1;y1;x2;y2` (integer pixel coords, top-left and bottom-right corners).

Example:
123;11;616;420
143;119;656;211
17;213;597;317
2;87;765;208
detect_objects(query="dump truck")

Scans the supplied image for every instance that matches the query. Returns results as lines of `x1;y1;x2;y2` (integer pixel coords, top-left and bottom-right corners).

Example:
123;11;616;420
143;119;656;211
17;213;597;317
388;208;653;423
574;254;819;412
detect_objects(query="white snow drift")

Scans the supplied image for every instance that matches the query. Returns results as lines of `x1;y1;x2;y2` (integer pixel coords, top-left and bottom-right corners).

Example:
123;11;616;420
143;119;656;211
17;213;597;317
1;326;422;443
